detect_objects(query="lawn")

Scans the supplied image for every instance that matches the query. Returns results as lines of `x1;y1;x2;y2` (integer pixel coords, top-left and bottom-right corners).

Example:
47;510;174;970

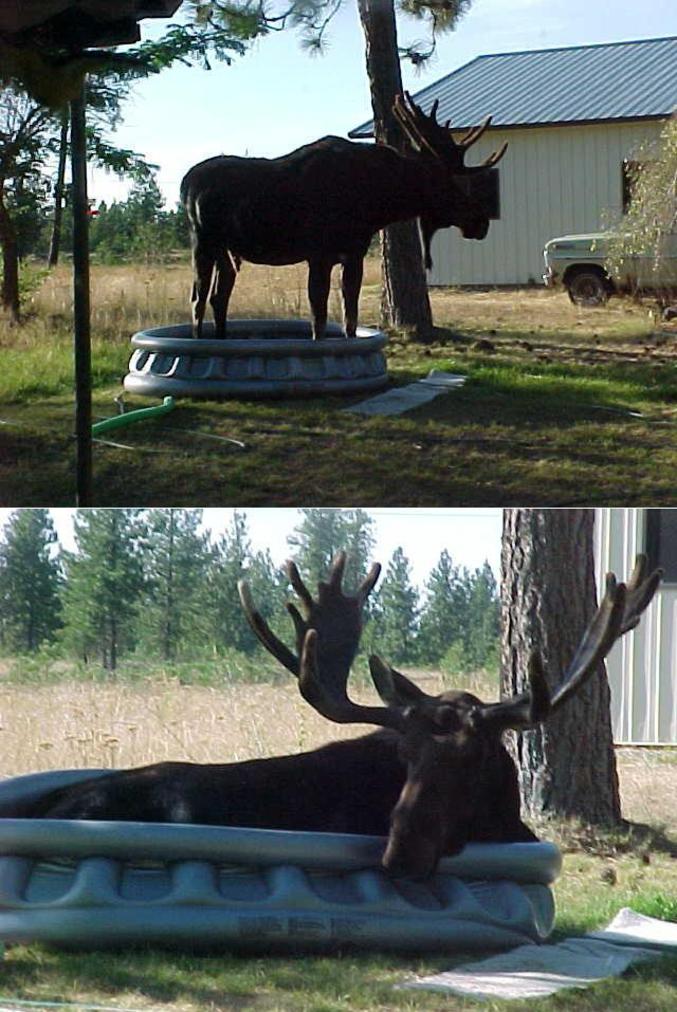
1;259;675;506
1;672;676;1012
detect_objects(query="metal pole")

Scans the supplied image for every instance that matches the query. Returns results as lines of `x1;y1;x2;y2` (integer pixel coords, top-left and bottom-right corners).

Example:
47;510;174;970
70;79;92;505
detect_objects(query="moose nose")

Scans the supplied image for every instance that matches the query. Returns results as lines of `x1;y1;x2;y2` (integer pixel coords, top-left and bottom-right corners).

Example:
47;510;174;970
382;835;440;881
462;220;489;241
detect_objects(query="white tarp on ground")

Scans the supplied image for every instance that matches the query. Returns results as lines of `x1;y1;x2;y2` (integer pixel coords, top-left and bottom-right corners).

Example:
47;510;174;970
402;909;677;1001
345;370;466;416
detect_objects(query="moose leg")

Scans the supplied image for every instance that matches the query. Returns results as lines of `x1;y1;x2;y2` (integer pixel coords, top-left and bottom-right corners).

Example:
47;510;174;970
190;245;215;339
307;258;332;340
341;255;363;338
210;252;237;339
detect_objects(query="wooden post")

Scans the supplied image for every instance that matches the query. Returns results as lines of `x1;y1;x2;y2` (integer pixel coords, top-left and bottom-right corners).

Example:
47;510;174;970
70;80;92;505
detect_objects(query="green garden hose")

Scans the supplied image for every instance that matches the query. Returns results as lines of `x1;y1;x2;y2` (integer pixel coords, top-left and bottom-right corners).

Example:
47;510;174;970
91;397;175;436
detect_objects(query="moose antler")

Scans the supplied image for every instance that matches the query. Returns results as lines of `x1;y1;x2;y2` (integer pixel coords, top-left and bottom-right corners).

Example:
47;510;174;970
238;551;382;693
299;629;406;730
240;552;409;730
243;553;659;742
393;91;508;173
470;555;661;732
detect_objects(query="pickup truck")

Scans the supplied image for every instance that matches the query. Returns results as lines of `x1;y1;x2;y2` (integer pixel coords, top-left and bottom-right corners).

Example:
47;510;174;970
543;232;677;306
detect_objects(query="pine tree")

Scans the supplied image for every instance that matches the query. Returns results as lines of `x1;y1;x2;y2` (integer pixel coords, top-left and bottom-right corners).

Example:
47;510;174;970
416;549;467;664
355;0;433;339
208;512;286;655
501;508;621;824
0;509;62;651
287;509;376;593
138;508;211;661
61;509;144;670
462;562;499;671
373;546;418;664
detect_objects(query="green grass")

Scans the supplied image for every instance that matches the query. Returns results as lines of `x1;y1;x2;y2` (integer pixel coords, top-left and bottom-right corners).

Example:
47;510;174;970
1;859;676;1012
1;649;282;687
1;274;675;506
1;651;498;699
1;358;675;507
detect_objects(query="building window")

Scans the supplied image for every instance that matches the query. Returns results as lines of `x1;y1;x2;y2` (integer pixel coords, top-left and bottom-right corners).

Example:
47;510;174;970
622;160;646;212
645;509;677;583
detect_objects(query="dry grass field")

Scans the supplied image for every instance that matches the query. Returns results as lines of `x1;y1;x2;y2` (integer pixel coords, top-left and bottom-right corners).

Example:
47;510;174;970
0;672;450;774
24;258;383;341
22;256;662;351
1;675;674;836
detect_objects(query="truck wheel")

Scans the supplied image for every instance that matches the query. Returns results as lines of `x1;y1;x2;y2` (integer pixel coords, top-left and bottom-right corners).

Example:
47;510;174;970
566;270;609;307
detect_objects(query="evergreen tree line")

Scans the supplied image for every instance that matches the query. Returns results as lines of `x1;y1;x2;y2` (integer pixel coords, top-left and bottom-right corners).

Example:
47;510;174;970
13;174;190;266
0;509;499;675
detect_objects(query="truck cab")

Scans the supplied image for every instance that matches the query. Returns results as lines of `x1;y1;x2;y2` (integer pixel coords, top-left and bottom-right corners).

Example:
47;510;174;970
543;232;677;306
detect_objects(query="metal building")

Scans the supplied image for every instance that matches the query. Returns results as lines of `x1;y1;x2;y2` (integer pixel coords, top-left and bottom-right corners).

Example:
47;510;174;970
595;509;677;746
350;37;677;287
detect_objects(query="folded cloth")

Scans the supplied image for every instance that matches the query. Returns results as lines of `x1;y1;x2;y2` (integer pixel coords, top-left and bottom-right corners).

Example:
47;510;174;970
402;909;677;1001
587;906;677;949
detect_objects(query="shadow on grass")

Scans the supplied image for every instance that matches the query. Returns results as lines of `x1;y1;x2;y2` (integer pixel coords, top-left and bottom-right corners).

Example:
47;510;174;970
531;814;677;861
4;938;677;1012
0;943;462;1011
2;347;675;506
376;373;651;434
1;946;269;1009
615;820;677;860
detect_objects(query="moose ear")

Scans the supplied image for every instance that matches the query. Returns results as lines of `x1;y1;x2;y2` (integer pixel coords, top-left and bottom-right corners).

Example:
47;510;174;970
369;655;429;708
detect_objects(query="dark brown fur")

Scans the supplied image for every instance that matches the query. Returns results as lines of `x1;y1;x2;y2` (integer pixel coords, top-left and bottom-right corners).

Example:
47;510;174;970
180;132;496;340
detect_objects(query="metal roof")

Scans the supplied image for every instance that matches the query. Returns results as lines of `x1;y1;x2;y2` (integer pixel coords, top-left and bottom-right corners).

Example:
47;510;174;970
350;36;677;137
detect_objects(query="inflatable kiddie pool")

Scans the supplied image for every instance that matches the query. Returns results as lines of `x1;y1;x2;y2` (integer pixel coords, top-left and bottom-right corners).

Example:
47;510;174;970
0;769;561;951
123;321;389;400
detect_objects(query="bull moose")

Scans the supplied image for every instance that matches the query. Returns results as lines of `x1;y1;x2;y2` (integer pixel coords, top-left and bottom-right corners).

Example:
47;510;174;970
5;553;659;881
180;93;507;340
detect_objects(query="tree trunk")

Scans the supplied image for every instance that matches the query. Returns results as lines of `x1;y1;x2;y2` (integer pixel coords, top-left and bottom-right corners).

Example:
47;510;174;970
500;508;621;825
48;111;69;268
0;180;20;323
70;84;92;506
356;0;433;341
110;614;117;672
163;510;176;662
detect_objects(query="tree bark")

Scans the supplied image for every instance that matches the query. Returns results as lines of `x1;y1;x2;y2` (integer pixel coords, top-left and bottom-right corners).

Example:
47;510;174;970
0;180;20;323
70;84;92;506
48;111;69;268
356;0;433;341
500;509;621;825
163;509;176;662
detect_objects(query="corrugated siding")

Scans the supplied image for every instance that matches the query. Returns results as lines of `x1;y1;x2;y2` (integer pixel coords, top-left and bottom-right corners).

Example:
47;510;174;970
595;509;677;745
428;120;664;286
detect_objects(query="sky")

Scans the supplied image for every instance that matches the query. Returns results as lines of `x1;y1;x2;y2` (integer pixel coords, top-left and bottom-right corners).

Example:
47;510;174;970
0;508;502;586
90;0;677;207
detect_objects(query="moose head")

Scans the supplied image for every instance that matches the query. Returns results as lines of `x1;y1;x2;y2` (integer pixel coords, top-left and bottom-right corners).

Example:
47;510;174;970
241;552;660;880
392;92;508;268
181;93;507;339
